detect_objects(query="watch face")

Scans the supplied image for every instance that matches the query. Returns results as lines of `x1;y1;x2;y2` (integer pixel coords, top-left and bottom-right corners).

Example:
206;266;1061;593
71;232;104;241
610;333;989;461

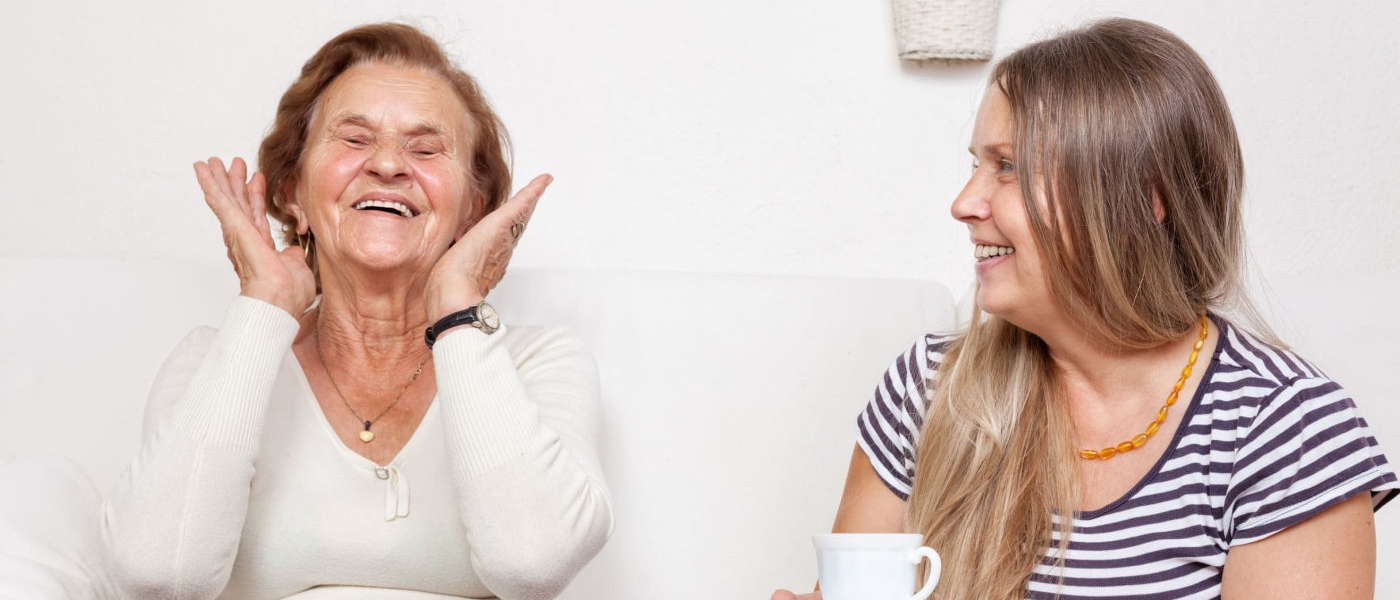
478;302;500;330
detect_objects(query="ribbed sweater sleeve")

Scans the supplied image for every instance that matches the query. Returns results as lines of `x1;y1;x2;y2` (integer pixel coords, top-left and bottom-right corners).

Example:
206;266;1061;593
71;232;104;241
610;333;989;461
101;296;300;600
431;325;614;600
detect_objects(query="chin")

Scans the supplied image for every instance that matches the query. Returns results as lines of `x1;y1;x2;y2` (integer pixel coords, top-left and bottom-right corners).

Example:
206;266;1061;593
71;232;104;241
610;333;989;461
974;289;1011;319
974;294;1034;331
344;245;426;273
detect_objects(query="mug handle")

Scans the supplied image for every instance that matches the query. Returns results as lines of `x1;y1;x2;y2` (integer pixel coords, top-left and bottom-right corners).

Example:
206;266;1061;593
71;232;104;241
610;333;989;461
906;546;942;600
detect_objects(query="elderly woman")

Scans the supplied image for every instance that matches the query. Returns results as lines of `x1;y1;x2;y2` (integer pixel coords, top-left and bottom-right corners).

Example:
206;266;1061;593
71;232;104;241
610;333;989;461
776;19;1395;600
103;23;612;600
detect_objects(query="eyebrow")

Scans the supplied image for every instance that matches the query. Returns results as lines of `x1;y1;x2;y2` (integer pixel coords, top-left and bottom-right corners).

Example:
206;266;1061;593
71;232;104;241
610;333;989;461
968;143;1014;156
330;114;372;129
328;114;449;137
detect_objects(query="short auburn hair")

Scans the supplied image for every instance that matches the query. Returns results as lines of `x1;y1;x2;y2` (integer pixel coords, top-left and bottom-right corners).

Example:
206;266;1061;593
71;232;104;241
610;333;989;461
258;22;512;248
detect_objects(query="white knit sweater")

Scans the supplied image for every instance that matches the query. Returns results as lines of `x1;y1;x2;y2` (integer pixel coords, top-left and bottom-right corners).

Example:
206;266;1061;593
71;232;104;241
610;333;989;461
102;296;613;600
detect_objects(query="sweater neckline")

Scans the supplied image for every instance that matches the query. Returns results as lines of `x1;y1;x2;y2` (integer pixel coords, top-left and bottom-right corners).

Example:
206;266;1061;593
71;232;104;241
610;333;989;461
285;350;438;470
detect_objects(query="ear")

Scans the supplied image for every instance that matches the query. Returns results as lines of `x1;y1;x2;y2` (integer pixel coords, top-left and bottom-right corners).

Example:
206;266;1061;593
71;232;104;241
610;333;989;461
1151;189;1167;224
284;179;310;235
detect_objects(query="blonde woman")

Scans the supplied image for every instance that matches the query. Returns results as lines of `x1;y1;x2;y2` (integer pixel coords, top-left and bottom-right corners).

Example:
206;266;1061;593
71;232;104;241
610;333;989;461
775;19;1395;600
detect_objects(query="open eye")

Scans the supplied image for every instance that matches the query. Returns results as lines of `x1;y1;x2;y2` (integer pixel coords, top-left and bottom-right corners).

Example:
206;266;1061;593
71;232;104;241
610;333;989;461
998;159;1015;175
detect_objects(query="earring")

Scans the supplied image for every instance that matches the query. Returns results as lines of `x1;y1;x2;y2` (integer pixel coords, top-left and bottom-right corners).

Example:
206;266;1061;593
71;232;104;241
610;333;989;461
296;230;317;273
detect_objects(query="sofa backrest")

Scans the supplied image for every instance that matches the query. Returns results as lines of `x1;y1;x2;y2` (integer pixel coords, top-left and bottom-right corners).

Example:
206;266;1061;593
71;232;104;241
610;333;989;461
0;258;958;599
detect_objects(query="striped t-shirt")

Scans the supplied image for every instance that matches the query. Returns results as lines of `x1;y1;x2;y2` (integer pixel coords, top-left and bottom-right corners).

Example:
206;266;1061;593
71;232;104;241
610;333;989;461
857;316;1398;599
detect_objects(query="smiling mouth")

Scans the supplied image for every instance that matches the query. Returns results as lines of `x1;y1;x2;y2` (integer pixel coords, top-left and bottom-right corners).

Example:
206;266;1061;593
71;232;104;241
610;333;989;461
975;244;1015;261
352;199;416;218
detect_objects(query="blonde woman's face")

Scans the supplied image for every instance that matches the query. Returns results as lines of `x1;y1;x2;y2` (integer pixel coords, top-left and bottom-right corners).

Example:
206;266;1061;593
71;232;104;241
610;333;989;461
950;88;1057;330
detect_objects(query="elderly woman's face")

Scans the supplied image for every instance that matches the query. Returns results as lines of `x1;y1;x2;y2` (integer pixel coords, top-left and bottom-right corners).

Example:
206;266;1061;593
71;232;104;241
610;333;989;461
289;62;477;277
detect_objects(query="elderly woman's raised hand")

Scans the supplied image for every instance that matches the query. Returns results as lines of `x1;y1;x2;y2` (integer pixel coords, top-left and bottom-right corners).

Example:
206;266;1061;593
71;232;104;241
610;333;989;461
423;173;552;321
194;156;317;317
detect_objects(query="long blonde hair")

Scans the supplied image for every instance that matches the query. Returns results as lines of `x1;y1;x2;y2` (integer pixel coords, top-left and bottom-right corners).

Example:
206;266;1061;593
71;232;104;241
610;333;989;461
906;19;1247;599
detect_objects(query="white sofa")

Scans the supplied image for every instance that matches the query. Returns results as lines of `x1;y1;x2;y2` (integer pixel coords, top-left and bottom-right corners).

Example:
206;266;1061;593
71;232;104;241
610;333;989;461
0;258;957;600
3;258;1397;599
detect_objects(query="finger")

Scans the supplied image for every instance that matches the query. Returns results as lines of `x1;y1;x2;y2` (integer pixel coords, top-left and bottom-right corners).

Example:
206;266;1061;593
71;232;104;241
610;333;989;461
480;173;551;231
228;157;250;210
225;157;255;219
249;172;275;245
507;173;552;225
192;161;214;198
194;161;235;217
195;163;254;234
209;157;250;222
457;174;550;244
249;172;268;223
207;157;235;199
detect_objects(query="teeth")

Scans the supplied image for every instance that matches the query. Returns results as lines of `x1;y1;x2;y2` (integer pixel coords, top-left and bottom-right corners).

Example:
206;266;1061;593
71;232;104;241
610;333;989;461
352;199;414;218
974;244;1014;261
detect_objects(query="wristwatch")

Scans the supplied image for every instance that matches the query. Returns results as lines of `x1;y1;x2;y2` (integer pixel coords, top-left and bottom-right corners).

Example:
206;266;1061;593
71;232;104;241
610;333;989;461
424;301;500;348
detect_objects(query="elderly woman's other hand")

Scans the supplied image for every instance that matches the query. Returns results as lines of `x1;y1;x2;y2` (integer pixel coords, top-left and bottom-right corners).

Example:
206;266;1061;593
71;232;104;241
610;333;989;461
771;589;822;600
423;173;552;321
194;156;317;317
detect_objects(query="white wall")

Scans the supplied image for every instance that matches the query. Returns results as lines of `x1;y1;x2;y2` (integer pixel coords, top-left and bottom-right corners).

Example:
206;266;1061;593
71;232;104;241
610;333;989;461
2;0;1397;594
5;0;1396;288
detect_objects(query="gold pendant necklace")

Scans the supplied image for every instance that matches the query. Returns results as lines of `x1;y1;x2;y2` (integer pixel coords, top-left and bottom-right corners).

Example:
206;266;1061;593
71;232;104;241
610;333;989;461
1079;314;1209;460
316;319;427;443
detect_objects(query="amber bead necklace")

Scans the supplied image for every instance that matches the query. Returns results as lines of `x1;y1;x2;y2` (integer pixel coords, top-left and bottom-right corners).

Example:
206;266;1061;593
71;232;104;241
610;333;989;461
1079;314;1209;460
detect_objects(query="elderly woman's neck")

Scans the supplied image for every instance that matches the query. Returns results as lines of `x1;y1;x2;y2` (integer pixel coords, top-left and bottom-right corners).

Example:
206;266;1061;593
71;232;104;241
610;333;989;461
313;285;432;362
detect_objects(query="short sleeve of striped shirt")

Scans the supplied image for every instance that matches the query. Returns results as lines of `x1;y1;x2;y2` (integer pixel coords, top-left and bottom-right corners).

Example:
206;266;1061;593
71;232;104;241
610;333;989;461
1223;375;1398;544
856;333;957;500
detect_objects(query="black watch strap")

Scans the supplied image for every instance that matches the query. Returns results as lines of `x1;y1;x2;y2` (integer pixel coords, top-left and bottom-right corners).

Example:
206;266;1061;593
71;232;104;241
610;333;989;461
424;305;480;349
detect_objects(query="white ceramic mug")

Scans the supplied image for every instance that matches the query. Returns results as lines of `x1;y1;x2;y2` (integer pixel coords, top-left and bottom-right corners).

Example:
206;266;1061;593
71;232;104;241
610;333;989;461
813;533;941;600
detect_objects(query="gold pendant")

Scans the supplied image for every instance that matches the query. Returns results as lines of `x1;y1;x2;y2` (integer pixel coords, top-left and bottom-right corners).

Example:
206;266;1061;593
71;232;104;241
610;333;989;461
359;429;375;443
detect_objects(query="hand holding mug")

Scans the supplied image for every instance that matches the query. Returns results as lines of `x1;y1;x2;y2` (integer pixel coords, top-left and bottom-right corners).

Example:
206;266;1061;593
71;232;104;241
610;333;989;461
770;590;822;600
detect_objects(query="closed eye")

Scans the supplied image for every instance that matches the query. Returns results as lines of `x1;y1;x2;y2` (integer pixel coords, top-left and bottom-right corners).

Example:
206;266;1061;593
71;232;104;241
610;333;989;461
407;135;448;157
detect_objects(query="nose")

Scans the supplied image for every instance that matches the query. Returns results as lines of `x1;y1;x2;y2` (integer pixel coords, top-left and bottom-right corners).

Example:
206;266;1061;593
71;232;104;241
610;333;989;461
364;142;410;183
950;171;991;224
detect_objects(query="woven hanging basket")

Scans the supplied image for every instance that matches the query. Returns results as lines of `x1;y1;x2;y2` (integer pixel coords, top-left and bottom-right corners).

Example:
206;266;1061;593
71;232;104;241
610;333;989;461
892;0;1002;61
